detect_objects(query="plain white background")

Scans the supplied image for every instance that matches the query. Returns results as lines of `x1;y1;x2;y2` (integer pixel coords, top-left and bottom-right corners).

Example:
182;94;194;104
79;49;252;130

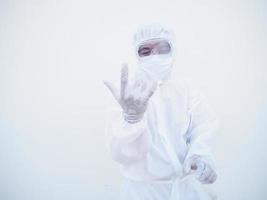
0;0;267;199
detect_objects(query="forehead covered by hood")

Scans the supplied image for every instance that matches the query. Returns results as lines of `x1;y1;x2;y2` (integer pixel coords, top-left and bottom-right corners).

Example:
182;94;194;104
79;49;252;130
133;24;176;55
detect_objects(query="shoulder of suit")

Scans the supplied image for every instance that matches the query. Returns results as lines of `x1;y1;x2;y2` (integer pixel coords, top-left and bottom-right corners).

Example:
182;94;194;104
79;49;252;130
168;78;204;101
167;78;192;93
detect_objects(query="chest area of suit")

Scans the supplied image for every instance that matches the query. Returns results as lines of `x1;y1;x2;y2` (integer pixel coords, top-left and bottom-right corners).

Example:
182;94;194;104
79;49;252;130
146;85;190;139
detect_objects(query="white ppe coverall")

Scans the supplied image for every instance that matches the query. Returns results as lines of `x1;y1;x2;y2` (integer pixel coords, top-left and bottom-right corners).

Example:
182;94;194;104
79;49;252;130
105;24;218;200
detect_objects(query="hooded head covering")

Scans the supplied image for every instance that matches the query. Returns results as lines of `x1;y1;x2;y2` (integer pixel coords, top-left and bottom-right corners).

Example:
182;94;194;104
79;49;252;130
133;24;176;82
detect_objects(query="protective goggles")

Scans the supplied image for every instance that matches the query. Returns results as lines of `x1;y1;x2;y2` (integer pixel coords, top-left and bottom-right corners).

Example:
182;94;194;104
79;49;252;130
138;39;171;57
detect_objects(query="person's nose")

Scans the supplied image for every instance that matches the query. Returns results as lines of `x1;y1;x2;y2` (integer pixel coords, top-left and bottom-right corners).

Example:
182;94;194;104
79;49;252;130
150;48;158;55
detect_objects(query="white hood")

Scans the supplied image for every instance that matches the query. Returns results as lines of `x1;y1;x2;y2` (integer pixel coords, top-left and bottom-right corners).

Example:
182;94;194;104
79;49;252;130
133;24;176;82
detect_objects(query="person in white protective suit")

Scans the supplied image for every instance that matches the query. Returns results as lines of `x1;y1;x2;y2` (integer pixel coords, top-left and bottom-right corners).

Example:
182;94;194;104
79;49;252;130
103;24;218;200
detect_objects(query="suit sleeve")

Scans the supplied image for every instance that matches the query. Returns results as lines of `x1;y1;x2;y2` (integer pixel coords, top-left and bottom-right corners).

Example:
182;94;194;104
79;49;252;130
106;106;151;166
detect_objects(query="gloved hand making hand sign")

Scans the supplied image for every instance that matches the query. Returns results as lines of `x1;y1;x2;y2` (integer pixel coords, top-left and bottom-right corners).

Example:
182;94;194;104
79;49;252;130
104;64;157;124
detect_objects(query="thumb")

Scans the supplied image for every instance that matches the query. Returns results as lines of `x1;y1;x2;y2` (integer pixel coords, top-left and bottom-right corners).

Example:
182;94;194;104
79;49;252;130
103;80;120;103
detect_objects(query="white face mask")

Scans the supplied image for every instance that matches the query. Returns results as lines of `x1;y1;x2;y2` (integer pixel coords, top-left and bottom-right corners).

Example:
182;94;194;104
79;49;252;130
138;54;174;82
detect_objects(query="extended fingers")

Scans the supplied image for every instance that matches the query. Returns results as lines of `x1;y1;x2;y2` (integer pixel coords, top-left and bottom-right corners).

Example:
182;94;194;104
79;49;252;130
103;80;120;103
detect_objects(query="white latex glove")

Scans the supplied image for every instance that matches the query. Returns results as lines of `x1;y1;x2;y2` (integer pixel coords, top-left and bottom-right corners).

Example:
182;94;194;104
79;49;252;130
183;155;217;184
104;64;157;123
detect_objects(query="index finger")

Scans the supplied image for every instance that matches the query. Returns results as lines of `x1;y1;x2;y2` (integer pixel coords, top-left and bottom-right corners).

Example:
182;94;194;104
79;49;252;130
120;63;128;100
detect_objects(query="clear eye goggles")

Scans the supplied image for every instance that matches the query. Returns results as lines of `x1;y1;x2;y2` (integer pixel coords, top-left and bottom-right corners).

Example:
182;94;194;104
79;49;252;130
138;39;172;57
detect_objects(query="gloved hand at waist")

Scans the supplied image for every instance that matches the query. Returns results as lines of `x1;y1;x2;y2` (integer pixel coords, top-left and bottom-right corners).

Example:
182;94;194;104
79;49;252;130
183;155;217;184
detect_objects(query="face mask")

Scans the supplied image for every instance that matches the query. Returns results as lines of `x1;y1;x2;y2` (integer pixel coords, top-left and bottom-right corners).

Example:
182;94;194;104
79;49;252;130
138;53;174;82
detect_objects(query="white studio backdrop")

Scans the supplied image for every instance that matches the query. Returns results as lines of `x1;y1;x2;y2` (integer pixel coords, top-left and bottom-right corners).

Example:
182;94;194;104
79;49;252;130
0;0;267;199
